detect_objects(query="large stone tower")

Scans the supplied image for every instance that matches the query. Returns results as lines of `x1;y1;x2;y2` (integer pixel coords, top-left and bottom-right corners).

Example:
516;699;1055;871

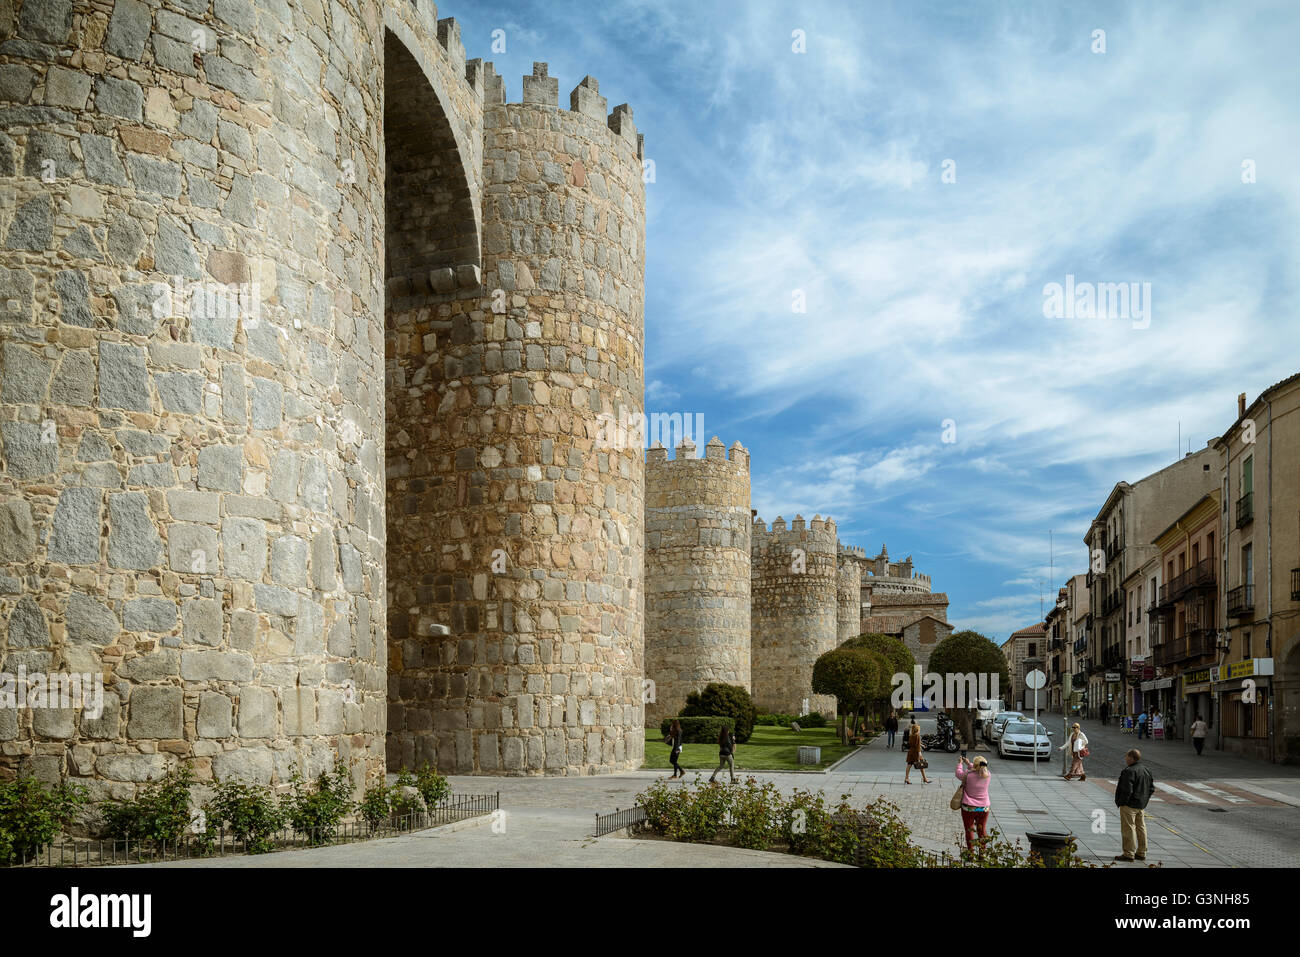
386;58;646;776
750;514;839;716
644;435;750;725
0;0;645;792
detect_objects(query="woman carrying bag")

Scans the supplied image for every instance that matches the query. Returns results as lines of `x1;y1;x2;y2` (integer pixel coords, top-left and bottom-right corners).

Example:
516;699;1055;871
1060;722;1089;781
953;755;992;850
904;722;931;784
666;719;686;779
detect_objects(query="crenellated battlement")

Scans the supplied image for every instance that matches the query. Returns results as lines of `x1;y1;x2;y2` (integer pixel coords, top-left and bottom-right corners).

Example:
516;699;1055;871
751;513;838;554
645;437;749;471
483;61;645;160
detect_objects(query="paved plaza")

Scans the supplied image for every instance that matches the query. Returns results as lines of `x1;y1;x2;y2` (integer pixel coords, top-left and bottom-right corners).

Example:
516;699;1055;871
148;713;1300;868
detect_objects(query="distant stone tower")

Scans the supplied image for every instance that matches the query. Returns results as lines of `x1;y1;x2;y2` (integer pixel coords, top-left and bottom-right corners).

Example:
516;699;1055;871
836;559;861;643
0;0;645;792
644;436;751;725
750;515;839;716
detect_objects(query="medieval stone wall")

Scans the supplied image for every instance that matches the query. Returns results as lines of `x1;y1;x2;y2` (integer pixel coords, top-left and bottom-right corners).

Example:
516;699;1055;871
750;514;838;716
644;436;749;725
0;0;645;793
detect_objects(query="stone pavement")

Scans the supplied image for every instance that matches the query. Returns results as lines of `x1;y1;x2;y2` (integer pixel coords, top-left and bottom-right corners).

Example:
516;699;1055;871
143;715;1300;867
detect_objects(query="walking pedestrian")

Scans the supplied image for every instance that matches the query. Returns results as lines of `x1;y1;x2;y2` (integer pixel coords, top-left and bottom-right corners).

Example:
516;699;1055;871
1190;714;1209;755
904;723;931;784
954;755;992;850
1100;701;1109;726
1114;748;1154;862
666;719;686;779
1137;709;1148;740
1059;722;1089;781
885;710;899;748
903;716;917;751
709;724;736;783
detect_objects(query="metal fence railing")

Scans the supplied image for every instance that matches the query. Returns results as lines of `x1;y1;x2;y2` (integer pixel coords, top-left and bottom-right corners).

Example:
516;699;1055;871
592;805;647;837
4;792;499;868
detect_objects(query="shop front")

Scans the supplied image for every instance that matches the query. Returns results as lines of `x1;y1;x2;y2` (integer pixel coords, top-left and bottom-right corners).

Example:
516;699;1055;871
1140;676;1177;737
1104;671;1123;721
1214;658;1275;761
1182;667;1214;744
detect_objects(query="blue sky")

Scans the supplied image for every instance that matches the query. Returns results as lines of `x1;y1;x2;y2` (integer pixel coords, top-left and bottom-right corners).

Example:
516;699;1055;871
446;0;1300;640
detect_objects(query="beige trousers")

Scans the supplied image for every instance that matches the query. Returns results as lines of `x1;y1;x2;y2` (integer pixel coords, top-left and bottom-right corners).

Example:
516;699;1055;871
1119;806;1147;858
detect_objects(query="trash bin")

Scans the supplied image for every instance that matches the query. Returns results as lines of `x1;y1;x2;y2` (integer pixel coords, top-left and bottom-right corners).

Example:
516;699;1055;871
1025;830;1074;867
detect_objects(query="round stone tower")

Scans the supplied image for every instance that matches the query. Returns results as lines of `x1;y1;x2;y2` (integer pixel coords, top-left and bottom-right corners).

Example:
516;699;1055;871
836;558;861;644
750;514;839;716
644;436;750;726
0;0;434;794
385;61;646;775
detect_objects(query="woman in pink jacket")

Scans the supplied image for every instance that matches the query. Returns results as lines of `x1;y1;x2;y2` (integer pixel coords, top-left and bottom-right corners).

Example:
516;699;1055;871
954;755;992;850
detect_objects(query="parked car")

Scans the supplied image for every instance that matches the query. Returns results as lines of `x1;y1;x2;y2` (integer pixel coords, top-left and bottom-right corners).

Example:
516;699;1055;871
973;698;1005;735
984;711;1027;744
998;721;1054;759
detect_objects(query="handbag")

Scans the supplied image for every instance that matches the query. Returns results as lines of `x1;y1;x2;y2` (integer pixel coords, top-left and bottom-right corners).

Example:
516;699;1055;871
950;782;965;811
1079;747;1090;758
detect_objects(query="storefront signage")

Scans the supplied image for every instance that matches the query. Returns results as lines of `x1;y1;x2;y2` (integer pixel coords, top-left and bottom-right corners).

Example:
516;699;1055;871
1221;658;1274;681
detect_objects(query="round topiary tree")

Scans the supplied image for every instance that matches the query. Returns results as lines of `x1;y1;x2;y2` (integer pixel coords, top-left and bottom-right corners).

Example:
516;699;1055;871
811;647;881;745
926;629;1011;750
680;682;758;743
841;633;916;730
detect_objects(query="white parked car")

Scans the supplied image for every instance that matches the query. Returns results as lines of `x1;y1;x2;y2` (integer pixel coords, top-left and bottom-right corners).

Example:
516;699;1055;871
984;711;1026;744
973;699;1005;735
998;721;1054;759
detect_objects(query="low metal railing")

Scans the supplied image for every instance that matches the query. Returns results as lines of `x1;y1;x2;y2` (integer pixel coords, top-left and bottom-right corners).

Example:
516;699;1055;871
4;791;499;868
592;805;647;837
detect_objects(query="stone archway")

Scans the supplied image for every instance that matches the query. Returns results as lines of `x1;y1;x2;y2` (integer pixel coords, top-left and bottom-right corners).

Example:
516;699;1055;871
381;27;480;773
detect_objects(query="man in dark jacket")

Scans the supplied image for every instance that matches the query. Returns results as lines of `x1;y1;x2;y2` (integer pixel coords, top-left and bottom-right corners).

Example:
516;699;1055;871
1114;748;1154;861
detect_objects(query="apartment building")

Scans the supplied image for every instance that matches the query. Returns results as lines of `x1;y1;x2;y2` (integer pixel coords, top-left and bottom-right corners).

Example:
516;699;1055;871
1212;375;1300;762
1149;491;1220;738
1083;447;1219;718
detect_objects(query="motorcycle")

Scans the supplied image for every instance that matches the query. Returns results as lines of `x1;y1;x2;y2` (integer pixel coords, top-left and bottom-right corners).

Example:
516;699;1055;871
922;712;960;752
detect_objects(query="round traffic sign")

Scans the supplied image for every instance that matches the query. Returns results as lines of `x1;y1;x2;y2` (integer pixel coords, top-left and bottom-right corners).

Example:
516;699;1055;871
1025;668;1046;690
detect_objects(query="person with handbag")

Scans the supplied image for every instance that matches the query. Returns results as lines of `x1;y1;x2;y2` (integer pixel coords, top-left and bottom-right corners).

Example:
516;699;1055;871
709;725;736;783
1059;722;1089;780
904;722;931;784
666;719;686;779
953;755;992;850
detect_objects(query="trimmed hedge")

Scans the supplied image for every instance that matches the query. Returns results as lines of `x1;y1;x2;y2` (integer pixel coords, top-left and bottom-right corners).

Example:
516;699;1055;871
660;716;736;744
681;683;757;743
755;712;830;728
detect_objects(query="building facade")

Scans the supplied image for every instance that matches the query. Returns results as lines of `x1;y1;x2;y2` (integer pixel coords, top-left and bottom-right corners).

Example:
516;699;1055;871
1083;447;1218;719
1213;376;1300;762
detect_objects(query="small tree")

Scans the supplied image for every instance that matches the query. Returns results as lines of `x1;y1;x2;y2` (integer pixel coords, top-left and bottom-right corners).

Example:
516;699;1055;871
812;648;881;744
841;634;916;730
926;630;1010;749
681;682;757;743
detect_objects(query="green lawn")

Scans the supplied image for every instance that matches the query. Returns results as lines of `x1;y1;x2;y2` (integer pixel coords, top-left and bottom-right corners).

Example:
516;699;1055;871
642;725;859;772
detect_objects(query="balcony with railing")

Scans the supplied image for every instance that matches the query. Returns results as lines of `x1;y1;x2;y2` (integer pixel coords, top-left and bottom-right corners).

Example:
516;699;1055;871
1226;584;1255;618
1157;557;1216;608
1236;492;1253;529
